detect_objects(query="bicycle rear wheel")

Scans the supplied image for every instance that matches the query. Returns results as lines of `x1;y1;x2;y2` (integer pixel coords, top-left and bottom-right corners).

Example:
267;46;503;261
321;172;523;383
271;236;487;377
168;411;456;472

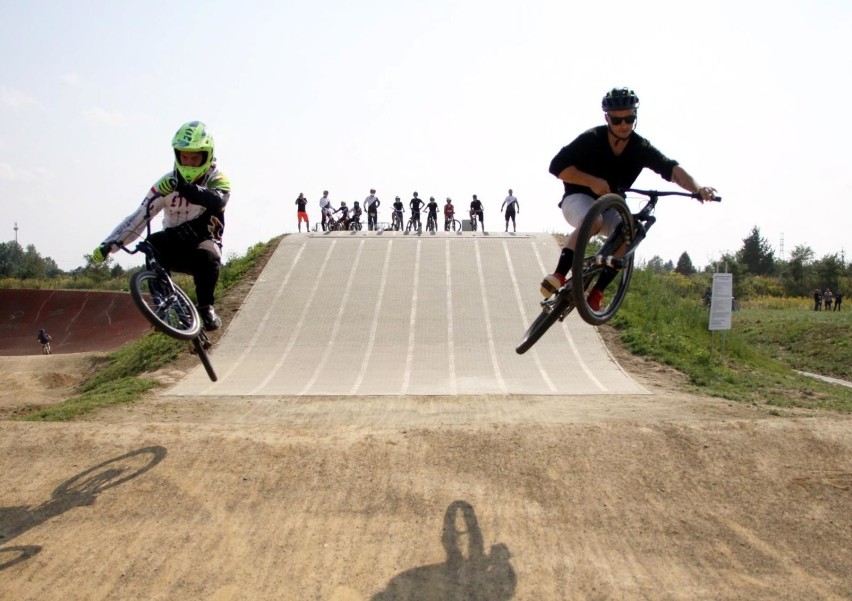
130;270;201;340
516;290;574;354
451;219;461;232
571;194;635;326
191;334;218;382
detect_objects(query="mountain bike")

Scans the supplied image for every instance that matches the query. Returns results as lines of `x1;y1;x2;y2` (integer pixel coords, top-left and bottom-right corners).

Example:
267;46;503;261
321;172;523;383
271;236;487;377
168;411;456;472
425;212;438;232
406;211;423;233
444;214;461;231
516;188;721;353
110;212;218;381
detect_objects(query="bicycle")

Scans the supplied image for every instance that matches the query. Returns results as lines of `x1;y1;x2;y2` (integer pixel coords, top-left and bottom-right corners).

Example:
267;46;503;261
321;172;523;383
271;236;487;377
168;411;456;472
392;212;404;231
516;188;721;353
349;216;363;231
444;214;461;232
111;211;218;381
425;212;438;232
406;211;423;233
41;341;52;355
469;210;482;232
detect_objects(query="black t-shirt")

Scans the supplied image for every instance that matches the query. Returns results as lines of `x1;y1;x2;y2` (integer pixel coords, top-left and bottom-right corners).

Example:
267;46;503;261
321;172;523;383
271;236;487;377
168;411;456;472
410;198;424;211
549;126;678;198
425;201;438;214
295;198;308;211
470;200;483;212
393;201;404;211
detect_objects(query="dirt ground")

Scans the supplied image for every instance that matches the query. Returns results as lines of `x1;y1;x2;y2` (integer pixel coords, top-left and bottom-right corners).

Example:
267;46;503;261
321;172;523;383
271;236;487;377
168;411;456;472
2;250;851;599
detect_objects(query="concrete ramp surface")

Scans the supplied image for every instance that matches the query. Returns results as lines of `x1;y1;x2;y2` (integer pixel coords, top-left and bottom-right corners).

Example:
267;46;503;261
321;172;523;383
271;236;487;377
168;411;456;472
170;232;646;396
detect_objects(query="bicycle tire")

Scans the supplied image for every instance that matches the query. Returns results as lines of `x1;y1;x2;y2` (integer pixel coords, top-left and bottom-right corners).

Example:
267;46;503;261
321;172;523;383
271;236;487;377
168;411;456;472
516;293;573;354
130;270;201;340
571;194;636;326
349;221;362;231
192;336;218;382
470;216;478;231
452;219;461;232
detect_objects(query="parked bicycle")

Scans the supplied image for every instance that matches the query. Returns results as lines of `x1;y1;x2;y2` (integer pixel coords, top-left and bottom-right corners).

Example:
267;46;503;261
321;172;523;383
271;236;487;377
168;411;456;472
110;210;217;381
516;188;721;353
406;211;423;234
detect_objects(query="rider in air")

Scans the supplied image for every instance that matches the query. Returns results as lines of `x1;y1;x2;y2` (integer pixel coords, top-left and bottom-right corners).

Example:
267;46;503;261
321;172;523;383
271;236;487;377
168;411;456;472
92;121;231;330
542;87;716;310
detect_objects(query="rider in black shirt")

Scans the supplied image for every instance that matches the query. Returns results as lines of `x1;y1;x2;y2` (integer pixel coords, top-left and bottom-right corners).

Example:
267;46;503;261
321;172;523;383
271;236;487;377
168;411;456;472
541;87;717;310
425;197;439;229
409;192;425;229
470;195;485;232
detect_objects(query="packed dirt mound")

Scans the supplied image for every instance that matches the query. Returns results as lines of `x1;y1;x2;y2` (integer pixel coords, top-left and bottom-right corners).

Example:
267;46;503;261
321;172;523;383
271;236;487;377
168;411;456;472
0;289;151;356
0;353;102;418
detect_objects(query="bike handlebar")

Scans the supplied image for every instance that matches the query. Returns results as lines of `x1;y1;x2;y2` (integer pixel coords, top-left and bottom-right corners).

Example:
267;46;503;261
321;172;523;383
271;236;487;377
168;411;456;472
622;188;722;202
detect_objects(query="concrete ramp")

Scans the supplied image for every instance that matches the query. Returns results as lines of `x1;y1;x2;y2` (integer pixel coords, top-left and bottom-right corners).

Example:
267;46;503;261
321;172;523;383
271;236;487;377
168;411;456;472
169;232;647;396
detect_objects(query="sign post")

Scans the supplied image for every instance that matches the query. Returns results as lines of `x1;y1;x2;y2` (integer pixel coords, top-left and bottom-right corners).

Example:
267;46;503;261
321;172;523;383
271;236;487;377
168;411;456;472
708;273;733;354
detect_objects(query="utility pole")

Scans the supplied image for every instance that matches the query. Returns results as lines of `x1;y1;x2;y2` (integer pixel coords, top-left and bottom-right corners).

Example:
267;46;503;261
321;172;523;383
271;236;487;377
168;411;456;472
779;232;784;260
14;222;18;244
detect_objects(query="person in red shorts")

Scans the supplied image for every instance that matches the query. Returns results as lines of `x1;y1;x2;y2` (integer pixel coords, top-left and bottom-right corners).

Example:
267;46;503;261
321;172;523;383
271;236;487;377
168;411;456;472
295;193;310;232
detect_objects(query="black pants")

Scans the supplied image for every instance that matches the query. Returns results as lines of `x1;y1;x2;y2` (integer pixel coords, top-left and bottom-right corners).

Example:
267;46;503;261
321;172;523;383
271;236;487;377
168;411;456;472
368;210;378;230
148;230;221;308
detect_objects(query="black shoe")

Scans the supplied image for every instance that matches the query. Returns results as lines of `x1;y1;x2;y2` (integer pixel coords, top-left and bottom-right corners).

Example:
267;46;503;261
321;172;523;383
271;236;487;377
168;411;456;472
200;306;222;331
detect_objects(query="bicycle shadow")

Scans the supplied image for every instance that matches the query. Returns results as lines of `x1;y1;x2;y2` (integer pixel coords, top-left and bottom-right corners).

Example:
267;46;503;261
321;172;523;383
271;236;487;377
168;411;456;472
0;446;167;571
372;500;516;600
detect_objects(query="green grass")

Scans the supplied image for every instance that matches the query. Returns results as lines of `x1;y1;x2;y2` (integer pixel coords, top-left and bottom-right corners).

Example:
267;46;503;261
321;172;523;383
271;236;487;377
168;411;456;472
18;237;282;421
611;270;852;412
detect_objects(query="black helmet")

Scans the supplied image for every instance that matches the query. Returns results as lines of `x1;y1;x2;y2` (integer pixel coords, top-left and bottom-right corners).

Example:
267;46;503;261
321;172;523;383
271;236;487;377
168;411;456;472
602;87;639;111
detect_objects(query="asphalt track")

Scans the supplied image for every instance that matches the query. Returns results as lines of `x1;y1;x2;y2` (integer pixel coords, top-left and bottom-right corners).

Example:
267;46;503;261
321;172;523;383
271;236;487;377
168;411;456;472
169;232;647;397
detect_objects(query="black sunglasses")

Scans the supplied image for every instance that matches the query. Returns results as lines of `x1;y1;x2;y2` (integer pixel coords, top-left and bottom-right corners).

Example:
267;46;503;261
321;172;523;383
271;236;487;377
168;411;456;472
608;114;637;125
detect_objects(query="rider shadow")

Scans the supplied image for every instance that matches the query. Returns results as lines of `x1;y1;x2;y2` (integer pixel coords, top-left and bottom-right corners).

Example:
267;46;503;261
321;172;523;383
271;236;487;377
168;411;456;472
0;446;167;571
372;500;516;600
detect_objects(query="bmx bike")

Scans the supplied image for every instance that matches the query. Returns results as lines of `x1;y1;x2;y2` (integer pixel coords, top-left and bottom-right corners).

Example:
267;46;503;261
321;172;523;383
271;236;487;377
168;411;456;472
516;188;721;354
425;212;438;232
444;215;461;232
406;211;423;234
109;216;218;381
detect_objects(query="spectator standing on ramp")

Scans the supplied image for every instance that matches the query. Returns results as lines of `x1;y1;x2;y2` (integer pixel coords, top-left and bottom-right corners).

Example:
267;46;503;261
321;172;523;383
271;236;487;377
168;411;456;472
410;192;425;231
365;189;381;231
319;190;334;231
501;189;519;232
470;194;485;232
295;193;310;232
444;197;456;230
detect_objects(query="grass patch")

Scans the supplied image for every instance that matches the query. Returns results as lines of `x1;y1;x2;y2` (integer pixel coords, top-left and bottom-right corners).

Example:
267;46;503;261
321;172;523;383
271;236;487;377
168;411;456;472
611;270;852;412
18;237;283;421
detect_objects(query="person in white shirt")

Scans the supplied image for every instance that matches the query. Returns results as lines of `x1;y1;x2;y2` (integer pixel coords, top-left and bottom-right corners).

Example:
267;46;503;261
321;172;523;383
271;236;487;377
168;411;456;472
364;188;381;231
501;189;519;232
319;190;335;231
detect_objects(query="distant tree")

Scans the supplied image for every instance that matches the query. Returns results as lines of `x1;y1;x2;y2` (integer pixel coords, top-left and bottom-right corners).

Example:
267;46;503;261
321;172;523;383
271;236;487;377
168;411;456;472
663;260;674;273
644;255;666;274
0;241;24;278
780;244;814;296
814;253;844;292
110;263;126;278
737;226;776;276
675;252;696;276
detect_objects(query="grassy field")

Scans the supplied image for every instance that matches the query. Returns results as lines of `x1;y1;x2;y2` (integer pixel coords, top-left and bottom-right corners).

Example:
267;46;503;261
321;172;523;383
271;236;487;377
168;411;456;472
610;270;852;413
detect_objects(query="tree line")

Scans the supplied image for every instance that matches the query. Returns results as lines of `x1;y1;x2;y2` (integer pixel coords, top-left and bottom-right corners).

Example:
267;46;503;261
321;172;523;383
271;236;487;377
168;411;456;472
0;240;125;282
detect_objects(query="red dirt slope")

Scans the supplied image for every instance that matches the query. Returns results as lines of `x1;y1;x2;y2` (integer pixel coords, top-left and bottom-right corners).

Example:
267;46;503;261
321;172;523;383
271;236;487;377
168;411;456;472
0;289;152;356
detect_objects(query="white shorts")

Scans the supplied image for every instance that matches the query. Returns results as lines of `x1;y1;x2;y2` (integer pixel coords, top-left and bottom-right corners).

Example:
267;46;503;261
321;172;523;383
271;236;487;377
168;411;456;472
560;193;621;237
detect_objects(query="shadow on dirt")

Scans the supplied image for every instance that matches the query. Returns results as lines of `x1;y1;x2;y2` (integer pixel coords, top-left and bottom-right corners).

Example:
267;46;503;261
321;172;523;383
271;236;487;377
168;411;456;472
372;500;516;600
0;446;167;571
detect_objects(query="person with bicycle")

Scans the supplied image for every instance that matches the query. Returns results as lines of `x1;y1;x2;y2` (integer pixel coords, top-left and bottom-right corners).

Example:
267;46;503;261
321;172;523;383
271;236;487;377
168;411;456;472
541;87;716;309
37;328;52;355
334;201;350;229
91;121;231;330
444;197;456;230
425;196;439;231
409;192;425;231
501;189;519;232
392;196;405;230
319;190;335;231
351;200;363;229
470;194;485;232
365;189;380;231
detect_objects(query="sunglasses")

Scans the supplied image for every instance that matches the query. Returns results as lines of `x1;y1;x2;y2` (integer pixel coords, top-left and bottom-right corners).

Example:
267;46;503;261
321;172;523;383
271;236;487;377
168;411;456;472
608;114;637;125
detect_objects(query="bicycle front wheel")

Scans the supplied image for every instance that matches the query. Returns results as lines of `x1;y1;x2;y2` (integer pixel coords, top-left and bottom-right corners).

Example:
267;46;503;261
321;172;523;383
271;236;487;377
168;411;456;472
130;270;201;340
572;194;635;326
516;292;573;354
451;219;461;232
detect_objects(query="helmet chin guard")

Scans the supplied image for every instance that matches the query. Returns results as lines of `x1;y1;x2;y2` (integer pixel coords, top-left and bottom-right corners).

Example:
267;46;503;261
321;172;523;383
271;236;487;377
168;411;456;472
172;121;214;183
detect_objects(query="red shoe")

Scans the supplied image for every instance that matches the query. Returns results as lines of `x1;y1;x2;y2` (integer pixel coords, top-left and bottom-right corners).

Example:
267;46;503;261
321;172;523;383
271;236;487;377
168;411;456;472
587;289;604;311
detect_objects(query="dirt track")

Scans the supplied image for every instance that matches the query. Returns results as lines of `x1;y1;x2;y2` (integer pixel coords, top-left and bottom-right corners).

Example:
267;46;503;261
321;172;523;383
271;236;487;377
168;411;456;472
2;347;851;600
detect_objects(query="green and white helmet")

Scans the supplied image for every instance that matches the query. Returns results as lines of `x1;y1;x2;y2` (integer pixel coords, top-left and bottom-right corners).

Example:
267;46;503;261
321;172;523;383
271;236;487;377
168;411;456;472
171;121;214;183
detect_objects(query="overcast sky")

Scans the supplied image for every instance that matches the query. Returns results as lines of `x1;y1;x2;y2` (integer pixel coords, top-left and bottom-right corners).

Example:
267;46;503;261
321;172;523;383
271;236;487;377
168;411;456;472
1;0;850;271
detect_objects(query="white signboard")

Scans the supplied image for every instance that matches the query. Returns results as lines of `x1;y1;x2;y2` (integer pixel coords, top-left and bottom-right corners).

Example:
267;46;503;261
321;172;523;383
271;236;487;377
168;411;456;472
709;273;733;331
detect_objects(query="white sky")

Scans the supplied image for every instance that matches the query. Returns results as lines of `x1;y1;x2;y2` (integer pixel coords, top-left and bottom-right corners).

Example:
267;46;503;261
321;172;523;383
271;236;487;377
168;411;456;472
1;0;850;271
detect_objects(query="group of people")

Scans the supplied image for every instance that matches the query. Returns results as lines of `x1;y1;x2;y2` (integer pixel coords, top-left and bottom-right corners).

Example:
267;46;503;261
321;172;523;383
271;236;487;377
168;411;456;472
300;190;521;233
814;289;843;311
84;86;716;336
